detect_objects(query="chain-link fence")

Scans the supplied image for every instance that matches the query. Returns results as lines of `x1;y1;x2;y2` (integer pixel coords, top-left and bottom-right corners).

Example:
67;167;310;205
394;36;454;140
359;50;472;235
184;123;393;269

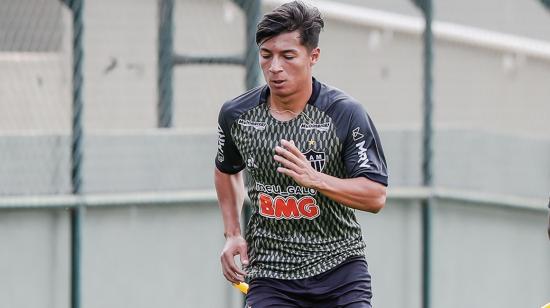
0;0;72;196
3;0;549;196
0;0;262;197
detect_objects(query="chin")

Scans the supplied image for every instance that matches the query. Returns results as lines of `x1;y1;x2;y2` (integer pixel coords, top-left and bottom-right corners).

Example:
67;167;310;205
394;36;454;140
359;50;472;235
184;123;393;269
270;85;294;97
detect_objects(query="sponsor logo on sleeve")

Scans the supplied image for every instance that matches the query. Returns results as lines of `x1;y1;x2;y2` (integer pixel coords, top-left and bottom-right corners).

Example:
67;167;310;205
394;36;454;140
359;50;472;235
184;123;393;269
352;127;364;141
217;124;225;162
237;119;267;130
355;140;371;169
299;122;331;132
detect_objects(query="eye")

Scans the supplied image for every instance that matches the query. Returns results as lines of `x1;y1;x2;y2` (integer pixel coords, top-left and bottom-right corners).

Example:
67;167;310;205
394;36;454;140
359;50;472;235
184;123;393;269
284;55;295;60
260;54;271;59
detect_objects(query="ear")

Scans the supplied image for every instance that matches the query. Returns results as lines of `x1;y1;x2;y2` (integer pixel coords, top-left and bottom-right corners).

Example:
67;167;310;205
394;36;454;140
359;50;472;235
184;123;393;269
310;47;320;66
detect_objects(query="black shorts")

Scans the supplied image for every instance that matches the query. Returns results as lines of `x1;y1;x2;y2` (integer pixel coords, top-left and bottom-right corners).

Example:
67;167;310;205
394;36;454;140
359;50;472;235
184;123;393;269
245;256;372;308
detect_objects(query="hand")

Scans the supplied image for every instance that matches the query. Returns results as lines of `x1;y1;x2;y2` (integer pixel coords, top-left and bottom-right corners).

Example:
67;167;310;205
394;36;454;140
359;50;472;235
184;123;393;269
274;139;323;189
220;235;249;283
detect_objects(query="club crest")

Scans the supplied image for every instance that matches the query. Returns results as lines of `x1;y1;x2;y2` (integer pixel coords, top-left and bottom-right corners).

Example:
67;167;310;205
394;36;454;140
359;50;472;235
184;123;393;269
302;149;326;172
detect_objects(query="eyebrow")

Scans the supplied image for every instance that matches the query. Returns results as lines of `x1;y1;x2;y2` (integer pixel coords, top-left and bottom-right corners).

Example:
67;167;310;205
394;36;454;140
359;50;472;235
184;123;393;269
259;48;299;53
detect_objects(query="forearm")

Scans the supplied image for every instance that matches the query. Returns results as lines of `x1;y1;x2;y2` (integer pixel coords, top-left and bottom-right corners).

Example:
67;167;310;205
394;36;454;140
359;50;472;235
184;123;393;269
273;139;387;213
214;169;245;237
314;173;386;213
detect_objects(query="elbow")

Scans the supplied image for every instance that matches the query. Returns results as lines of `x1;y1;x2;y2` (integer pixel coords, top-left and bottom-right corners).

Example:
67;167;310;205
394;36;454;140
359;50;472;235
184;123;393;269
369;186;387;214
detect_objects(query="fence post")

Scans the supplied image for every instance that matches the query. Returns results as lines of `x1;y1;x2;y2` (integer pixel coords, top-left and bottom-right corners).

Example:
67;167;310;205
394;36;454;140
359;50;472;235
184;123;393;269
62;0;86;307
241;0;262;90
158;0;174;128
411;0;434;308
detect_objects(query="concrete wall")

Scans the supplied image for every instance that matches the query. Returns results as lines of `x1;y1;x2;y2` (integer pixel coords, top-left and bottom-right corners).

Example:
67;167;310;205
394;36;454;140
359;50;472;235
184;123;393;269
0;203;243;308
430;199;550;308
0;209;69;308
1;130;548;307
1;199;549;308
1;130;548;199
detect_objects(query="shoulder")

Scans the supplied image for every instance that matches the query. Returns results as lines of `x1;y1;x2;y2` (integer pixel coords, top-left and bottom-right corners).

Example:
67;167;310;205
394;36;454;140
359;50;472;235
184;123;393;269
314;82;366;119
219;85;266;125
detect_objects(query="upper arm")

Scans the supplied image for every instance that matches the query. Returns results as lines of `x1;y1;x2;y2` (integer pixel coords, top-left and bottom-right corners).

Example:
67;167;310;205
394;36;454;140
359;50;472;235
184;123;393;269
215;104;245;174
340;102;388;186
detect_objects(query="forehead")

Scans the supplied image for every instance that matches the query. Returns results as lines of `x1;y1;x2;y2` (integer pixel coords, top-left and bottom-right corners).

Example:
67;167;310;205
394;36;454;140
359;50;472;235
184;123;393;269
259;31;305;52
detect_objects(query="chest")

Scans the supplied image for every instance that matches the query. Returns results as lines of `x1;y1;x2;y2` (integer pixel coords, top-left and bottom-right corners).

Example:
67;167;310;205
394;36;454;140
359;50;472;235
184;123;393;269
231;107;342;178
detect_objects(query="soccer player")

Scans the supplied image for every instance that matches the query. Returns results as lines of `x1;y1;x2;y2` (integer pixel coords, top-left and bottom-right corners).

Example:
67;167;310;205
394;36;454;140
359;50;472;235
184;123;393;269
214;1;388;307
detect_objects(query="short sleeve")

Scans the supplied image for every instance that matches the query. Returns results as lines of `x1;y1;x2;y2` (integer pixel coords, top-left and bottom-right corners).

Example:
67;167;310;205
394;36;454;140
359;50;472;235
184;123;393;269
341;103;388;186
215;105;245;174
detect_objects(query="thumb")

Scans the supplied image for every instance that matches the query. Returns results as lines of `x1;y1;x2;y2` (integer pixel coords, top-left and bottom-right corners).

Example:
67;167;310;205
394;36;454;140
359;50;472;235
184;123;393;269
239;245;249;266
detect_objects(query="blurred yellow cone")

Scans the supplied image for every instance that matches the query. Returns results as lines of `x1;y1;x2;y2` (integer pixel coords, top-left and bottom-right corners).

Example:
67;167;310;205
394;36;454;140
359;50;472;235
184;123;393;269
233;282;249;294
541;303;550;308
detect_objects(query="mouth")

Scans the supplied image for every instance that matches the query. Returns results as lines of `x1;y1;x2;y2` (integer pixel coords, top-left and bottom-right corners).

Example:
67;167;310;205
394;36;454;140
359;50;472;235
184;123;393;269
271;80;286;86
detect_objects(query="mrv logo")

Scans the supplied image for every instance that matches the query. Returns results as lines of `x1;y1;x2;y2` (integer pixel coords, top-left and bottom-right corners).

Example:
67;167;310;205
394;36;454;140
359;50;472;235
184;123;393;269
355;140;371;168
258;193;320;220
217;124;225;162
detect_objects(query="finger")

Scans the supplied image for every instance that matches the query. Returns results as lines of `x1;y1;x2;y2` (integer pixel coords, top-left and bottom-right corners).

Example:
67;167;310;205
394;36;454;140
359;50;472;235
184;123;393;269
222;251;246;279
228;259;247;278
221;255;239;283
226;271;243;283
275;145;304;167
222;267;238;283
223;262;243;283
239;244;249;267
277;167;299;179
227;252;247;277
281;139;305;159
274;154;301;172
232;271;245;283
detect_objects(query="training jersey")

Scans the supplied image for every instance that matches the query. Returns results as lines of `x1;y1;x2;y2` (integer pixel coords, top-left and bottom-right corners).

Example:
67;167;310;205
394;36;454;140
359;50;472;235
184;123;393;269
215;78;388;280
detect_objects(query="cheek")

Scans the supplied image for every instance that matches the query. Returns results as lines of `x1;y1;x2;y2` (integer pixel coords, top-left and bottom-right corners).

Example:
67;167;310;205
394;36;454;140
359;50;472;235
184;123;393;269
259;61;266;69
289;62;309;77
260;64;271;76
259;59;269;69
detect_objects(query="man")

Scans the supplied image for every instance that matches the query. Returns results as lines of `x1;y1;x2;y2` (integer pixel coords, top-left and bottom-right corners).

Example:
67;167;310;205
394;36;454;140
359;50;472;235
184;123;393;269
214;1;388;307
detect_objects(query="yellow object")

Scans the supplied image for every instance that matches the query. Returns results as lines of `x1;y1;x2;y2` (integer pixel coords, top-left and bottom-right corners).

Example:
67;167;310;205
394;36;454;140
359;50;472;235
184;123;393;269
541;303;550;308
233;282;249;294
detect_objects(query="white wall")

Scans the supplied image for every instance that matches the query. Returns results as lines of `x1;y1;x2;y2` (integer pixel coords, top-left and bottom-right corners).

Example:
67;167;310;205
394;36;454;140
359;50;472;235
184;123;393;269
1;199;548;308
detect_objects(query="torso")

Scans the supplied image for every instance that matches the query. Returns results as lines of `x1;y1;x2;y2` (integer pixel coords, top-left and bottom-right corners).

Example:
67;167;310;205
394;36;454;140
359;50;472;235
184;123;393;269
225;81;366;279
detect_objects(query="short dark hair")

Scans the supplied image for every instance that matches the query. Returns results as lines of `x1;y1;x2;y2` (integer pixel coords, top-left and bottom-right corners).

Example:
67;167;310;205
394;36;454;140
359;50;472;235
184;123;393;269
256;1;324;51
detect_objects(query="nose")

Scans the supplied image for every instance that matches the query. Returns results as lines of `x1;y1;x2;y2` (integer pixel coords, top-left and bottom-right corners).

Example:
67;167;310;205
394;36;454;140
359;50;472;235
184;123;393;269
268;57;283;74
